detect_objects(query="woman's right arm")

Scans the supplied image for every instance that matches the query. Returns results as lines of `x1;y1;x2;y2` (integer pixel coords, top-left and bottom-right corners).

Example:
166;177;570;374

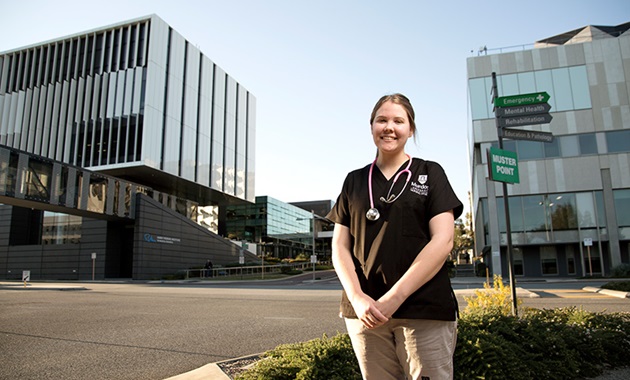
331;223;388;328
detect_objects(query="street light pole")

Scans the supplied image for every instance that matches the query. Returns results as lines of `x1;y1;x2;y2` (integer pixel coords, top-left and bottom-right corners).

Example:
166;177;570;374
311;210;316;281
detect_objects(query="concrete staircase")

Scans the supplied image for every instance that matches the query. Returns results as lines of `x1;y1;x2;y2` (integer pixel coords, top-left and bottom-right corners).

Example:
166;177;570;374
455;263;476;277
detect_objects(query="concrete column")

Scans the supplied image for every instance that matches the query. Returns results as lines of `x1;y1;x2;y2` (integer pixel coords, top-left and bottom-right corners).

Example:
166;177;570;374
600;168;621;270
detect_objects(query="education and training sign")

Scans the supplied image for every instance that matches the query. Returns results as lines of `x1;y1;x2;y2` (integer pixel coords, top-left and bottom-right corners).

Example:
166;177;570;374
488;147;519;183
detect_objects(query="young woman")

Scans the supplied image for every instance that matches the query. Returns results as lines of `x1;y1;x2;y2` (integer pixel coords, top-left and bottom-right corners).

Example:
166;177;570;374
327;93;463;379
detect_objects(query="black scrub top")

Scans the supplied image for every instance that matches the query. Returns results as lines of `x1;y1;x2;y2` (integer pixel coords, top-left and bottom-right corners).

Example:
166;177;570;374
327;158;463;321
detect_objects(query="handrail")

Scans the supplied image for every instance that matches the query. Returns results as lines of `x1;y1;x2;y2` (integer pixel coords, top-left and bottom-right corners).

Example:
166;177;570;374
180;262;317;279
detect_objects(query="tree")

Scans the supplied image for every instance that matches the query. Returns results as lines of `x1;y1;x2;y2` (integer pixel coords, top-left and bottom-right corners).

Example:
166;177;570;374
453;212;474;263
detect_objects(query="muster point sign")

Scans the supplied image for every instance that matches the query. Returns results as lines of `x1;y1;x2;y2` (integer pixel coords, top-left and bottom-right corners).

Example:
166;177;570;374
488;147;519;183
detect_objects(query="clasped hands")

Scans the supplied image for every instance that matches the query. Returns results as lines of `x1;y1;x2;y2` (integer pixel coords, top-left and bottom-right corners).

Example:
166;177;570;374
351;292;403;329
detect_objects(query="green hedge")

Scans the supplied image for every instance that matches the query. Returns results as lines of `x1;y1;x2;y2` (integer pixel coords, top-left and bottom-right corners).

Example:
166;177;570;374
236;333;361;380
237;309;630;380
237;276;630;380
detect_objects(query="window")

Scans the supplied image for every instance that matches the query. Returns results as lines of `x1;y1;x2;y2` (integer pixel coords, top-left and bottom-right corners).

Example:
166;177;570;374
548;193;577;230
514;249;524;276
579;133;597;155
613;189;630;227
541;246;558;275
569;66;591;109
606;130;630;153
566;245;576;275
522;195;546;232
518;140;544;160
544;138;560;158
576;192;597;228
583;245;601;276
42;212;82;244
468;66;592;121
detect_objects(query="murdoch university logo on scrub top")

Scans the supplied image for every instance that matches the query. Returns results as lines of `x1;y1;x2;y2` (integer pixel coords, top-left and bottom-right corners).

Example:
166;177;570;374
410;174;429;196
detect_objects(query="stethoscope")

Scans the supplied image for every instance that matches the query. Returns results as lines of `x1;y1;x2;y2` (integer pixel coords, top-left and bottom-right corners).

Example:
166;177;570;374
366;155;413;221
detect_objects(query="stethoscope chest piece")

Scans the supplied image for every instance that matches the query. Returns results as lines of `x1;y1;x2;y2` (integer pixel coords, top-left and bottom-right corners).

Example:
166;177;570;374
366;207;380;221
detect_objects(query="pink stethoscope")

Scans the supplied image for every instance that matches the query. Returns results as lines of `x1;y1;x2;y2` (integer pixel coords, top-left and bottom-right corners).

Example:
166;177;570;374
366;155;413;221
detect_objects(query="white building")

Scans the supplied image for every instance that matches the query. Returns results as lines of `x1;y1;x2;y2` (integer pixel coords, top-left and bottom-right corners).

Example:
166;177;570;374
467;22;630;277
0;15;256;280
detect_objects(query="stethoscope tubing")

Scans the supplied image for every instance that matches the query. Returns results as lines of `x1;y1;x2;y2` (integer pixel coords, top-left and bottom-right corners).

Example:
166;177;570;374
367;155;412;220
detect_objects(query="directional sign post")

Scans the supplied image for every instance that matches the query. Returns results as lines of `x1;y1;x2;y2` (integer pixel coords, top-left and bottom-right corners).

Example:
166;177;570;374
494;91;554;146
494;91;550;107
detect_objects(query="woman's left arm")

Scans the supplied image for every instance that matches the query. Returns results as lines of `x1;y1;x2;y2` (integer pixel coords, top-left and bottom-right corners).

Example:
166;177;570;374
375;210;455;318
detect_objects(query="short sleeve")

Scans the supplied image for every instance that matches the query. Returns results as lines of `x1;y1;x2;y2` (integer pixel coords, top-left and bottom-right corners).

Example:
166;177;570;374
326;174;352;227
427;162;463;220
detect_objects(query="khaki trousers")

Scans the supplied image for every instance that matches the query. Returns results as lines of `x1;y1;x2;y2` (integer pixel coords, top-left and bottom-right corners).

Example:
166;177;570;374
345;318;457;380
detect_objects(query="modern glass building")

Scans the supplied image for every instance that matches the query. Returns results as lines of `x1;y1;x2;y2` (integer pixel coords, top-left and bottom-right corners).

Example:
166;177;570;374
0;15;256;280
224;196;333;260
467;22;630;277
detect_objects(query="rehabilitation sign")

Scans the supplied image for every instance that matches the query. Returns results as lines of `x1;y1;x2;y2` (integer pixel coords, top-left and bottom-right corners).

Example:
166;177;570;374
488;147;519;183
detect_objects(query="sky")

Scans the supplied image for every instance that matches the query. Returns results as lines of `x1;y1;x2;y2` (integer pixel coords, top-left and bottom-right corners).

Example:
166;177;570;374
1;0;629;218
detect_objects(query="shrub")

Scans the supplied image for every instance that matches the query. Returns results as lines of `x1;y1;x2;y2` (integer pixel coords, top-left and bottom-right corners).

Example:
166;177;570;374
455;308;630;379
463;275;522;317
280;265;303;275
610;263;630;278
601;280;630;292
237;277;630;380
236;333;361;380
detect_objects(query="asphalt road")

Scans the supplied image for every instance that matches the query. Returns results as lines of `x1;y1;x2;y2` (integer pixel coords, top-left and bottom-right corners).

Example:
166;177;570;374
0;272;628;380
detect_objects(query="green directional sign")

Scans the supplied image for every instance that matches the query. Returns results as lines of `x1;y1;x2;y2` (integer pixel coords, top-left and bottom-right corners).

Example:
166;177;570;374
494;92;550;108
488;147;519;183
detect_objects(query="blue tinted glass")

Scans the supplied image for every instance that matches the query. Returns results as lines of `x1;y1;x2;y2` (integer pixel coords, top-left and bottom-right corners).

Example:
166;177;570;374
614;189;630;227
522;195;546;232
500;74;519;96
517;72;536;93
606;130;630;153
469;78;490;120
560;135;579;157
544;138;560;158
518;140;544;160
579;133;597;154
551;68;574;111
569;66;591;109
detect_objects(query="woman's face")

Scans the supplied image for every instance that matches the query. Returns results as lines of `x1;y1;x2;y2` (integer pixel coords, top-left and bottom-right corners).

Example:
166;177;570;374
371;101;413;156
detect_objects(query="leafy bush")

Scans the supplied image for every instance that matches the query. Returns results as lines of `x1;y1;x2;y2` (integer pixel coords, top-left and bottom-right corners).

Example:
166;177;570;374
463;275;522;317
610;263;630;278
601;280;630;292
280;265;303;275
237;310;630;380
455;307;630;379
237;277;630;380
236;333;361;380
